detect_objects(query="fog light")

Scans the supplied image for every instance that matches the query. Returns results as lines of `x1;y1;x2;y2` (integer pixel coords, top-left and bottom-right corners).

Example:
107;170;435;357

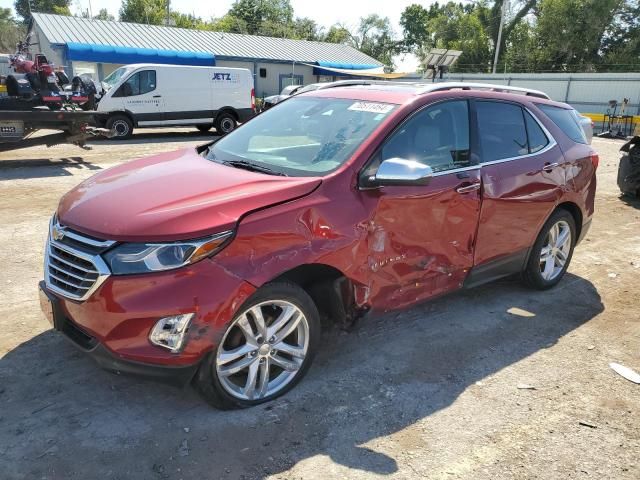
149;313;195;353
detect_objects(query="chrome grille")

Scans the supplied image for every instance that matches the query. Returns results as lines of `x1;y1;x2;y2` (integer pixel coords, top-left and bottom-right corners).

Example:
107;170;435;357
44;218;115;301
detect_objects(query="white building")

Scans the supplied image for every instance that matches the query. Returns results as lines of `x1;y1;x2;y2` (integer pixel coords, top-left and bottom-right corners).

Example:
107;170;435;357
27;13;383;98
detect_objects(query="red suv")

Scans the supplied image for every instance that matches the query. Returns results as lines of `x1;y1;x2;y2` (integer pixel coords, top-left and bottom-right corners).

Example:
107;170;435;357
39;82;597;409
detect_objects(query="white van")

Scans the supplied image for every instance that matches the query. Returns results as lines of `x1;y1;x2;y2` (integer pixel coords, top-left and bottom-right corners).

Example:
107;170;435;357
97;64;255;138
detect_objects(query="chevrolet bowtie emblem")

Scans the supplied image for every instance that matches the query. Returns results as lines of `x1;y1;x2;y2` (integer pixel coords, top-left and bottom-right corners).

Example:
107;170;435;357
52;225;66;241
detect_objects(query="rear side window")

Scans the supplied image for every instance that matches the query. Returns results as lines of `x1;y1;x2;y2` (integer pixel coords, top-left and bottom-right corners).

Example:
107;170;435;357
538;104;587;144
524;111;549;153
476;101;528;161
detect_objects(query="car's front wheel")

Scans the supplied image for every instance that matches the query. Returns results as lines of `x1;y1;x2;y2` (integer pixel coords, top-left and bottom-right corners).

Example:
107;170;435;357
523;209;576;290
195;282;320;409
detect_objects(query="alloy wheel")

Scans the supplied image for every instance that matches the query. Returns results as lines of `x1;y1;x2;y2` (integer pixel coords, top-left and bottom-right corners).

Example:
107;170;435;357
215;300;309;401
539;220;572;281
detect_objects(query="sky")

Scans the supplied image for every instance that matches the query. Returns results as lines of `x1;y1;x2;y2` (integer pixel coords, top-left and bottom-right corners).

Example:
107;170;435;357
0;0;440;71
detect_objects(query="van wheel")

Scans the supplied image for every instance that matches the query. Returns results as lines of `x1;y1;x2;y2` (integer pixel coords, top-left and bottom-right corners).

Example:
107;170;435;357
522;209;576;290
194;282;320;409
196;124;212;133
214;112;237;135
106;114;133;139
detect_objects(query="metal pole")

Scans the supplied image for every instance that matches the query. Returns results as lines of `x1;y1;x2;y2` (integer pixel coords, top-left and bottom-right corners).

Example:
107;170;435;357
492;0;508;74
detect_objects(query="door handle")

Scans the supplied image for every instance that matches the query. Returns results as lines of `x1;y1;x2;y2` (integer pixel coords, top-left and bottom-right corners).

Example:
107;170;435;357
456;182;481;194
542;162;559;172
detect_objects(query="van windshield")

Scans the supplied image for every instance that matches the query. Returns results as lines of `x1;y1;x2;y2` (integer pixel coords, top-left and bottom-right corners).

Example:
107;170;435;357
102;67;133;91
206;96;396;177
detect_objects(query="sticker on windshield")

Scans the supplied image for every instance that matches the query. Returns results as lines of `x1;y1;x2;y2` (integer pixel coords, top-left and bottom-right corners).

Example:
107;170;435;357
348;102;394;114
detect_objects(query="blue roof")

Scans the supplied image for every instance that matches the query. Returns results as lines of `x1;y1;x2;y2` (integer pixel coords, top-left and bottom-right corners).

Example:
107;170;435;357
65;42;215;66
316;61;381;70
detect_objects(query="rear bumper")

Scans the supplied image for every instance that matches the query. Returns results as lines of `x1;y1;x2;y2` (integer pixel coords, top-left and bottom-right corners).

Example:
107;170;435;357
40;281;199;387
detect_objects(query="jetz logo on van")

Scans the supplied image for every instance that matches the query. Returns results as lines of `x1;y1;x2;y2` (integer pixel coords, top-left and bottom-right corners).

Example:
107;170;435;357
213;73;231;81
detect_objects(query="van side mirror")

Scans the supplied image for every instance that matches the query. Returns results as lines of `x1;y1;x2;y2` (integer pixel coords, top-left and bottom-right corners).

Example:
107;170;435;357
367;158;434;187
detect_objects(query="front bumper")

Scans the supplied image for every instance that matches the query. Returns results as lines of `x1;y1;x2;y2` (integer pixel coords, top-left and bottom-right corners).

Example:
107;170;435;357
40;281;199;386
40;257;256;384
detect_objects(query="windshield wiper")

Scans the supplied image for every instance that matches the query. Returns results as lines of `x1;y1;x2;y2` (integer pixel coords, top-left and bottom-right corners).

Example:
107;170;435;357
222;160;288;177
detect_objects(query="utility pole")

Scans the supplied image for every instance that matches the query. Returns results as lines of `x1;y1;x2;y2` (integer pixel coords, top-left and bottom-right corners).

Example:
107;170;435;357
492;0;508;74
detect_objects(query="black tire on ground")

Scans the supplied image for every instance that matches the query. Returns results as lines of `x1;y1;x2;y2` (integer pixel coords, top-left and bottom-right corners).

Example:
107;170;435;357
194;282;321;409
106;114;134;139
522;208;576;290
196;124;212;133
214;112;237;135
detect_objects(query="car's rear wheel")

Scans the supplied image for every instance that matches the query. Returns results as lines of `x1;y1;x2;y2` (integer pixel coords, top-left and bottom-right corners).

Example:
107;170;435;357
523;209;576;290
214;112;237;135
195;282;320;409
106;114;133;139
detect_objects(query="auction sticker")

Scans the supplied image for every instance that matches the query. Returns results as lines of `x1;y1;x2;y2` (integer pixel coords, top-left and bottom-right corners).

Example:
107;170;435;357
348;102;394;114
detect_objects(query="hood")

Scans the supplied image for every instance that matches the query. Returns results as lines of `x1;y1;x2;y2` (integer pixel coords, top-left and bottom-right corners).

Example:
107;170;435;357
58;148;321;242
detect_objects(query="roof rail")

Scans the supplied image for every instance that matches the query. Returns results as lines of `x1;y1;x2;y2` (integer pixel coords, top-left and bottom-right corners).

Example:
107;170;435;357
418;82;550;99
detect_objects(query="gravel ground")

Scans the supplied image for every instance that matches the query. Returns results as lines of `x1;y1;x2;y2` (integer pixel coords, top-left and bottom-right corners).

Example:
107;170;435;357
0;131;638;480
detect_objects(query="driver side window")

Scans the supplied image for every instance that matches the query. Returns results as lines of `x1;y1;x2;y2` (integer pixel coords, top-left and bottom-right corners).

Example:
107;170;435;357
380;100;471;173
114;70;156;97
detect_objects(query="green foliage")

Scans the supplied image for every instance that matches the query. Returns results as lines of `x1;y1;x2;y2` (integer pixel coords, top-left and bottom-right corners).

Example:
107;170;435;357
94;8;115;21
119;0;168;25
400;0;640;73
14;0;71;22
0;7;26;51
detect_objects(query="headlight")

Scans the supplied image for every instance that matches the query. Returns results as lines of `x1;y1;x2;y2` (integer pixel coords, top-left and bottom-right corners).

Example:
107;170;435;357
103;231;233;275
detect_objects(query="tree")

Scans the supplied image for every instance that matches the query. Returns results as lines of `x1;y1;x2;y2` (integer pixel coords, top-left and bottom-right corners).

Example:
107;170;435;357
227;0;294;36
94;8;115;21
0;8;26;51
14;0;71;22
119;0;168;25
343;15;399;67
292;17;322;41
323;24;351;44
478;0;538;68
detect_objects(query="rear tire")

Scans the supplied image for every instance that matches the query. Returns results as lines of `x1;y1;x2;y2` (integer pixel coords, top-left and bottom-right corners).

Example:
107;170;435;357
196;124;212;133
214;112;237;135
106;114;134;139
522;209;576;290
194;282;320;409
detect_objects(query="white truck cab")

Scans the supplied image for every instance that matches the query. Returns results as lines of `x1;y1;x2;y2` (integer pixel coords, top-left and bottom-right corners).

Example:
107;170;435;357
97;64;255;138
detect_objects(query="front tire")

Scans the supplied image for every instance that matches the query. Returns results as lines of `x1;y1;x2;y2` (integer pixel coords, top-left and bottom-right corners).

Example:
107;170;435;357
195;282;320;409
523;209;576;290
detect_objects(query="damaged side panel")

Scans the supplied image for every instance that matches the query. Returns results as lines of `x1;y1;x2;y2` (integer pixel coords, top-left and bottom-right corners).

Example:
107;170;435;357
215;169;482;314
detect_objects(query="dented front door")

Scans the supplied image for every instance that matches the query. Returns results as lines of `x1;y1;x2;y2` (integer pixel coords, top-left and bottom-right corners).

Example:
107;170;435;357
365;169;482;309
362;99;482;310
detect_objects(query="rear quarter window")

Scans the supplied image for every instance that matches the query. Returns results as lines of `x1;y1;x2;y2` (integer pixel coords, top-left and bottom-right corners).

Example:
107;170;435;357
538;104;587;144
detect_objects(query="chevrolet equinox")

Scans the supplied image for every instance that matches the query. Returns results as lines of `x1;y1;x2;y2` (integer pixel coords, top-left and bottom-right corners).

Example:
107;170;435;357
39;82;598;409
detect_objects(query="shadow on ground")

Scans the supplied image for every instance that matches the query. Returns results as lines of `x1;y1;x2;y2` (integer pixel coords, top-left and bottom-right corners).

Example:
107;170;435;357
0;157;100;180
619;193;640;209
0;274;603;479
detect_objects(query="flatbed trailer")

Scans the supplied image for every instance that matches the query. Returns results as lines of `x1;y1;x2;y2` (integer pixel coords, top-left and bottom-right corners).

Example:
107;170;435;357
0;109;111;150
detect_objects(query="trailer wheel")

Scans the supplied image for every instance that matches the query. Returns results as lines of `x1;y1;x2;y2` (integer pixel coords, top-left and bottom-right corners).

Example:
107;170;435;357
214;112;237;135
106;114;133;139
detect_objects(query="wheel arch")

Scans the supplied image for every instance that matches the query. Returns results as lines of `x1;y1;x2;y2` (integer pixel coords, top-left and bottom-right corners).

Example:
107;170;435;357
216;107;239;121
555;201;583;241
270;263;364;329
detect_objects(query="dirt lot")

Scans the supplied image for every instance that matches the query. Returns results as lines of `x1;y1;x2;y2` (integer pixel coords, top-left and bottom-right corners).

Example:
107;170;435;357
0;132;638;480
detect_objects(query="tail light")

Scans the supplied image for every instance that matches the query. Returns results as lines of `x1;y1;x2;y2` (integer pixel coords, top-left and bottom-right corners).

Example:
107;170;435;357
251;88;255;112
590;153;599;169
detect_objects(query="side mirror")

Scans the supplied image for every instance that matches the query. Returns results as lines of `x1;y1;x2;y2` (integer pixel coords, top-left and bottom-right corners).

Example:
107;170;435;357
369;158;433;187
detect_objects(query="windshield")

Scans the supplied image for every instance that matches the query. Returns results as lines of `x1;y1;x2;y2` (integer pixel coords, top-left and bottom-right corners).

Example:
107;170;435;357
102;67;133;91
206;96;397;177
